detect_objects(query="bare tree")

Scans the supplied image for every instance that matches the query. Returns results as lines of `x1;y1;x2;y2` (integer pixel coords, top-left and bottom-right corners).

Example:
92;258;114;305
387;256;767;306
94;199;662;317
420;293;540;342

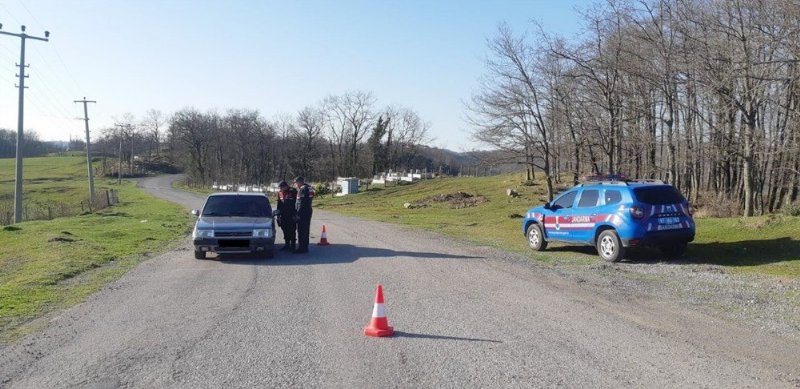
142;109;166;158
467;23;558;199
323;91;376;177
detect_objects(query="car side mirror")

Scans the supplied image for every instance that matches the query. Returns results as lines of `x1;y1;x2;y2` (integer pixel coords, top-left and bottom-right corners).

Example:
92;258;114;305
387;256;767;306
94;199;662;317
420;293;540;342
191;209;199;217
272;209;281;217
544;203;551;210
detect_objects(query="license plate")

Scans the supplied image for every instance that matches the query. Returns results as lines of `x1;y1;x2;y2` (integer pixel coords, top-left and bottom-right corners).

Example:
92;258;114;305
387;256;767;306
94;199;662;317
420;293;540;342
659;217;680;225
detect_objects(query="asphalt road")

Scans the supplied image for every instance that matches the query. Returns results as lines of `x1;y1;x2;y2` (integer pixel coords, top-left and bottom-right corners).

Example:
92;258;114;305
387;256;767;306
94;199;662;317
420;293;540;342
1;175;798;388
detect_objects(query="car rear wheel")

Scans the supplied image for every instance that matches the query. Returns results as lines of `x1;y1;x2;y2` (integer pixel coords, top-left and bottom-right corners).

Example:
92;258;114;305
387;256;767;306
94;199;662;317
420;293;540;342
597;230;624;262
527;224;547;251
660;242;688;258
194;250;206;260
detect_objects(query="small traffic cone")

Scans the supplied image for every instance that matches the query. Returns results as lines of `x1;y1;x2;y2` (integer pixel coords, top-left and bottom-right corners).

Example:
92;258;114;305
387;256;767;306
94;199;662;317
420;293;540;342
318;225;331;246
364;284;394;337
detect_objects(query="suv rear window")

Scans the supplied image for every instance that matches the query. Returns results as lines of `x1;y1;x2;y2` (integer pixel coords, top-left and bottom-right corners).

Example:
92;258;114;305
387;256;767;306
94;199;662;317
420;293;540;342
633;186;684;205
604;190;622;205
577;190;599;208
203;196;272;217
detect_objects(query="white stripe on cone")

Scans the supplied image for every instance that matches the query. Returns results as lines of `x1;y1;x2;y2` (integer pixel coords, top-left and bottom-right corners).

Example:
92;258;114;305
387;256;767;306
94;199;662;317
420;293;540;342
372;303;386;318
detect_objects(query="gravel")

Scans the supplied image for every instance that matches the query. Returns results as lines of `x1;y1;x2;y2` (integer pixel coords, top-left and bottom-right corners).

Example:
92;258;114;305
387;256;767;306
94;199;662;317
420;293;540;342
0;175;797;388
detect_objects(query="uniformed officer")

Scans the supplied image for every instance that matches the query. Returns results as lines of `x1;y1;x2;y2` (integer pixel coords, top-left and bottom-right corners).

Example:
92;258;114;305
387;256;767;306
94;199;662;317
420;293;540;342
276;181;297;251
293;176;315;254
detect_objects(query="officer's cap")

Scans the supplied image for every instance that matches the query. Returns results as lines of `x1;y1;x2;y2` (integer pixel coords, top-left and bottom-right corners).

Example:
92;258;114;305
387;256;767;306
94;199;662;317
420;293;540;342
278;180;288;187
294;176;305;183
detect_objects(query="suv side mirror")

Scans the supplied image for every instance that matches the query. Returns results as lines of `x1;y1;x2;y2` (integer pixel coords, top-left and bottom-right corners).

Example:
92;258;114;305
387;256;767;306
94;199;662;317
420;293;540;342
272;209;281;217
191;209;199;217
544;202;552;210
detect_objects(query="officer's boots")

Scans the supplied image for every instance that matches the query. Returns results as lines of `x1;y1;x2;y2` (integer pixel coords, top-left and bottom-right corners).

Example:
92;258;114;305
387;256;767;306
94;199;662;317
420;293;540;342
280;240;292;251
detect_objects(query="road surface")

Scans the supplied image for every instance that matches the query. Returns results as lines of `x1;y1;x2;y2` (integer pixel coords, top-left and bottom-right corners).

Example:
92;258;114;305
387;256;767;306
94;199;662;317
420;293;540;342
1;175;798;388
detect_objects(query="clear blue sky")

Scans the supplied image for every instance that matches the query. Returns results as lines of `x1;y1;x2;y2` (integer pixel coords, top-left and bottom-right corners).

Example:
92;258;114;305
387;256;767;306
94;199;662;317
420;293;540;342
0;0;588;150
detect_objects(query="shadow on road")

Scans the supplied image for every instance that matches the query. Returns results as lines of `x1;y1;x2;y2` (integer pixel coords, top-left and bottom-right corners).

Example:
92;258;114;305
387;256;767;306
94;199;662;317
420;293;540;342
394;331;502;343
542;238;800;269
208;243;482;266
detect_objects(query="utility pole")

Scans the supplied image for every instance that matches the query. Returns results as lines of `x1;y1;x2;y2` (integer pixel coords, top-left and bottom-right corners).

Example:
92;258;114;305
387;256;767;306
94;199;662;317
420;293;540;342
75;98;97;208
0;24;50;223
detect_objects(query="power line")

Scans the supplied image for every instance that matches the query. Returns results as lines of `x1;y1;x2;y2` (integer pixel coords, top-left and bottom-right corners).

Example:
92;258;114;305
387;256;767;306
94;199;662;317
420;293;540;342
14;0;85;95
0;35;77;133
0;4;23;26
15;0;43;30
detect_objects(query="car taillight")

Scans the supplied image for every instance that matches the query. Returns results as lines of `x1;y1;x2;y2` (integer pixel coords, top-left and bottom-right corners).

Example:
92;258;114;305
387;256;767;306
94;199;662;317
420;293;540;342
630;206;645;219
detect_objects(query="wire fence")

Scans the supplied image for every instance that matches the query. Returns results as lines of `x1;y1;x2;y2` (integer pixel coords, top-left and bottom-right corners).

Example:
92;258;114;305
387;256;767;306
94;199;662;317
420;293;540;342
0;189;120;226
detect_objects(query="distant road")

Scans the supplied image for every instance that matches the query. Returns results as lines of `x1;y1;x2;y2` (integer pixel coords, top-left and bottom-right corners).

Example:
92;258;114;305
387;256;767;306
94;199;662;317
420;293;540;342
1;174;798;388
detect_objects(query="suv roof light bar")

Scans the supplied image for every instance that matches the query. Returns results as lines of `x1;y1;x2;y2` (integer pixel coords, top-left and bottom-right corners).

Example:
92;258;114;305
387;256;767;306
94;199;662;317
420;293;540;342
580;174;628;182
578;174;665;186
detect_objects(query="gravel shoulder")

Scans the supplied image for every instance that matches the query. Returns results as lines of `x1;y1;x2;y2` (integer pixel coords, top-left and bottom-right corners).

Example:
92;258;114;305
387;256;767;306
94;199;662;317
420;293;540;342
1;175;798;388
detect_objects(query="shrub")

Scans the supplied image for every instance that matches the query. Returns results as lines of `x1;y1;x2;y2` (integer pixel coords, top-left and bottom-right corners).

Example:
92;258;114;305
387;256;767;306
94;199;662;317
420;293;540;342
783;202;800;217
694;192;740;218
314;183;331;196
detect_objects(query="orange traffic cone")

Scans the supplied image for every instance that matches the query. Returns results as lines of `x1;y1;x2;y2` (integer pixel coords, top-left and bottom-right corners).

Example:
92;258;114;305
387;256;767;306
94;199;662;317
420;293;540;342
364;284;394;337
318;225;331;246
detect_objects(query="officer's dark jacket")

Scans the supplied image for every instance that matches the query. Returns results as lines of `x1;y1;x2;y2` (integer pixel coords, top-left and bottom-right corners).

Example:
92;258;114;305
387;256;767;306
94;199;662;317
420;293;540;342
277;188;297;220
295;184;315;218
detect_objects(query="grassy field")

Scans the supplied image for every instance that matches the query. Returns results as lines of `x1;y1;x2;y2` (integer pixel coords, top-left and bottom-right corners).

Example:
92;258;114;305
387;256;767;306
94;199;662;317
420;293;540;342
315;174;800;278
0;156;98;207
0;156;192;342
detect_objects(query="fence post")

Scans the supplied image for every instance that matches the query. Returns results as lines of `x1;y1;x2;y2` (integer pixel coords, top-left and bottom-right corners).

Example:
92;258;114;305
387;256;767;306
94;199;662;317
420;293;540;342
81;201;84;213
48;206;52;220
106;190;111;207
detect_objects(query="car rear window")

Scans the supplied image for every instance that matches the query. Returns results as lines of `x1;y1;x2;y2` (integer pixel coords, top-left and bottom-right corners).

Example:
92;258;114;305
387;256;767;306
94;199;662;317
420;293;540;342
633;186;685;205
202;196;272;217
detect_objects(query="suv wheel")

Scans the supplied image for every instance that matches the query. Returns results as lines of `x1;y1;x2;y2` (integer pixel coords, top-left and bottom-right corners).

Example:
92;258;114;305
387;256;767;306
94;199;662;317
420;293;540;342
597;230;624;262
194;250;206;260
660;242;688;258
527;224;547;251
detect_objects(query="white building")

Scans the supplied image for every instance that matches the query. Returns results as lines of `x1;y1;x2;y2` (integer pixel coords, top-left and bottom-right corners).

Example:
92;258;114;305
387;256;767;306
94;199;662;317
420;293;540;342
337;177;360;195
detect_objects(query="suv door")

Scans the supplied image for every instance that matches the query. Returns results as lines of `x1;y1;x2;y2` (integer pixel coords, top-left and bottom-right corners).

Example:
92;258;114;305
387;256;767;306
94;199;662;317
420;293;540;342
570;188;600;243
543;190;579;241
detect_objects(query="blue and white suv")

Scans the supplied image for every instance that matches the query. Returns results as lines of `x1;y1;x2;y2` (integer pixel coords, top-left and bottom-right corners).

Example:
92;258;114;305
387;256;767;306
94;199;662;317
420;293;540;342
521;177;695;262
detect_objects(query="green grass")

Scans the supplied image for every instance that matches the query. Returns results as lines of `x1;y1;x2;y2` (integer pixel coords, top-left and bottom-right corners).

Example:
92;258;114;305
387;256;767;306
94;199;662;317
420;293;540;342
0;156;193;342
316;174;800;278
0;156;98;207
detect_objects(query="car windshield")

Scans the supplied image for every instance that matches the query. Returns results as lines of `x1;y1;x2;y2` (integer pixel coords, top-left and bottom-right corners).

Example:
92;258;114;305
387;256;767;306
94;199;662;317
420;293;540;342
633;186;685;205
202;196;272;217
